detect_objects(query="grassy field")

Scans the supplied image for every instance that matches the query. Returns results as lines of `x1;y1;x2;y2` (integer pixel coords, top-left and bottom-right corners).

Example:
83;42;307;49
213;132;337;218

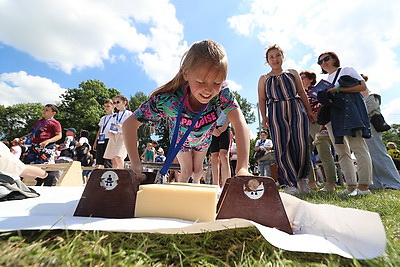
1;188;399;266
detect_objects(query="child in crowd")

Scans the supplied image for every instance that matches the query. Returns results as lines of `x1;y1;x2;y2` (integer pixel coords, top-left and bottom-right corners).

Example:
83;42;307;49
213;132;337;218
93;99;115;168
57;127;77;161
387;142;400;172
104;95;132;169
155;147;166;162
141;142;156;162
258;44;316;194
123;39;250;183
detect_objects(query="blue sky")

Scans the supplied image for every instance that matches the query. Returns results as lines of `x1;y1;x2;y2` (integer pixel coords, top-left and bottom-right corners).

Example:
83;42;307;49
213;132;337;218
1;0;400;138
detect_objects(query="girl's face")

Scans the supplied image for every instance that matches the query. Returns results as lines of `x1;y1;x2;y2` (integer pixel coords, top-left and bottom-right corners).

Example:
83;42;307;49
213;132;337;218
113;98;126;111
267;49;283;68
184;63;225;106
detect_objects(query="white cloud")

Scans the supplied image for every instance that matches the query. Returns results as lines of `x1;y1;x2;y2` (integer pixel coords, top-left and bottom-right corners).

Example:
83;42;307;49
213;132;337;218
381;98;400;125
0;0;186;85
226;79;243;91
228;0;400;123
228;0;400;86
0;71;65;106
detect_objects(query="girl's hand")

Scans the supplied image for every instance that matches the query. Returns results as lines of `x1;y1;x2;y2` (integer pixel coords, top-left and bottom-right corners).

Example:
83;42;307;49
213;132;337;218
212;127;221;137
39;140;49;148
115;124;122;129
307;111;317;124
236;168;253;177
262;117;270;129
327;88;336;94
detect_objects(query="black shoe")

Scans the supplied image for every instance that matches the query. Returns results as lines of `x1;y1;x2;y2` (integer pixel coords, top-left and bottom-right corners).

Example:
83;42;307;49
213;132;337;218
43;173;56;186
35;178;44;186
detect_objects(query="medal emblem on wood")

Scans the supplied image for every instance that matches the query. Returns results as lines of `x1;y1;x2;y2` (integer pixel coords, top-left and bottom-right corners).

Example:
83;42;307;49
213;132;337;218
74;169;138;218
216;176;293;234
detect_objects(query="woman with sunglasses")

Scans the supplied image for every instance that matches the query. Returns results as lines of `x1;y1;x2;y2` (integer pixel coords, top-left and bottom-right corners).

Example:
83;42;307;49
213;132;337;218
317;52;372;196
103;95;132;169
258;44;316;194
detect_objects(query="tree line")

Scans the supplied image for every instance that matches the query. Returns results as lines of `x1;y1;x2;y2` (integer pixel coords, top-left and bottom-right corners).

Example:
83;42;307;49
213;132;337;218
2;79;398;158
0;79;256;156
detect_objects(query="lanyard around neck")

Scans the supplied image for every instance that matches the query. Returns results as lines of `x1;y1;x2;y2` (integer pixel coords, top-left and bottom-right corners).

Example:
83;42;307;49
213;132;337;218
115;110;126;124
101;114;114;133
30;118;54;137
159;93;207;175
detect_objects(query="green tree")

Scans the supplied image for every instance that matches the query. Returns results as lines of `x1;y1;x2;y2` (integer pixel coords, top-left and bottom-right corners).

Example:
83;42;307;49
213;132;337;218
0;103;44;141
57;80;120;144
382;124;400;147
129;92;148;110
128;92;153;154
232;91;256;125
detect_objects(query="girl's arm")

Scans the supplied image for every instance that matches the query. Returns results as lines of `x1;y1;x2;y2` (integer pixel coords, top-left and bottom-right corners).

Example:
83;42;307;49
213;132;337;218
227;108;251;176
122;116;143;181
290;69;316;124
257;75;269;128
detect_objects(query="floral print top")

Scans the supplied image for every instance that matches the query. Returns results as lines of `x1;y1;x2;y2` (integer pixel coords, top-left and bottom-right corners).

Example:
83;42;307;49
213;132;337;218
132;84;239;152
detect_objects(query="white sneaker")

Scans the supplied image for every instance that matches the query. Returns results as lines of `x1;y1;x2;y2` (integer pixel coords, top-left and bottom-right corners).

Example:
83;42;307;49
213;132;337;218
284;186;299;195
356;189;371;196
338;188;358;196
297;179;311;193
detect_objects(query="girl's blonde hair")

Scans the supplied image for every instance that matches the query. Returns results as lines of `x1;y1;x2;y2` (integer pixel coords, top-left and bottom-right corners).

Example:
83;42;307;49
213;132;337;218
150;39;228;97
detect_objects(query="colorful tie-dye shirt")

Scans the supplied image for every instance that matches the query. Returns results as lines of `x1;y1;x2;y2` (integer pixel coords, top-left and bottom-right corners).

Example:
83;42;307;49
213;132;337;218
132;84;239;152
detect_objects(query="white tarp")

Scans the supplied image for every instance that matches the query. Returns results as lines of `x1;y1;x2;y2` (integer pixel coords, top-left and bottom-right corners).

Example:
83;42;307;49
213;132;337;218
0;186;386;259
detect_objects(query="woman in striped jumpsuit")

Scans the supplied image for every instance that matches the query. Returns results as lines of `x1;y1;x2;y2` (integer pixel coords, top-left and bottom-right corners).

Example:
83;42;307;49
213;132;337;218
258;44;316;194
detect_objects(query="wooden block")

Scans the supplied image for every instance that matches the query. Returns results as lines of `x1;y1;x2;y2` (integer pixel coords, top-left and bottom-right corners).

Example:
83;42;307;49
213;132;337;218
57;161;82;186
217;176;293;234
135;183;219;222
73;169;138;218
24;161;83;187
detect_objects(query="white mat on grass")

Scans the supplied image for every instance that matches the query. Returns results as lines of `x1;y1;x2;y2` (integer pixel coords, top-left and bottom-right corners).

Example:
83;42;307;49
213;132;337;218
0;186;386;260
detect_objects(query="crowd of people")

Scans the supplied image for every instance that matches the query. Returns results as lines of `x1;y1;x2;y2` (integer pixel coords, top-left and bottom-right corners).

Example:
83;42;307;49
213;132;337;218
1;39;399;195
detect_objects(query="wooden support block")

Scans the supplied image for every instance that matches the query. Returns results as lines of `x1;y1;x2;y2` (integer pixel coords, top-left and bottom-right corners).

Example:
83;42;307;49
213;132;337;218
217;176;293;234
57;161;82;186
74;169;138;218
25;161;83;187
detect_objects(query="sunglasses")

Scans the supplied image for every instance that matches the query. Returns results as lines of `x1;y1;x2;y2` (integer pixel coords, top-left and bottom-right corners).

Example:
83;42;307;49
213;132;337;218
317;55;331;65
113;100;121;104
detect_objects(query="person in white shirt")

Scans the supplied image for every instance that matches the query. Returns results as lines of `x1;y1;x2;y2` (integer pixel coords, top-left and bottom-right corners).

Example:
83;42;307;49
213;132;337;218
93;99;115;168
10;138;22;159
104;95;133;169
255;130;275;177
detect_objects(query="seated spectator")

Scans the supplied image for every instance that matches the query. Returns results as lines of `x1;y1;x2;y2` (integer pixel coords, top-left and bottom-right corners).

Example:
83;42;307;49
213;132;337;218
10;138;22;159
23;104;62;164
155;148;166;163
57;128;77;162
387;142;400;172
0;141;55;186
75;130;91;166
141;143;155;162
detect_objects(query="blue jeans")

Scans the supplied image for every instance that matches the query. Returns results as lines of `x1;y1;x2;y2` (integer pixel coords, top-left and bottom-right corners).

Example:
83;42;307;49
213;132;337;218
258;159;275;177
